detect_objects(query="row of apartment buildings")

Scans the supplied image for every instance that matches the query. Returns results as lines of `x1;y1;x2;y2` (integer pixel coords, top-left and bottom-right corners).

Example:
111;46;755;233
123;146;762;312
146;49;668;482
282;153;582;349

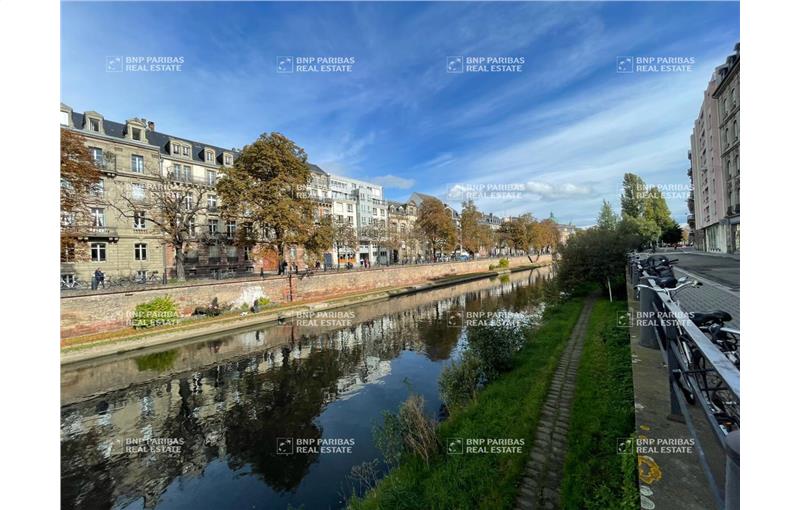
687;43;740;253
60;105;517;283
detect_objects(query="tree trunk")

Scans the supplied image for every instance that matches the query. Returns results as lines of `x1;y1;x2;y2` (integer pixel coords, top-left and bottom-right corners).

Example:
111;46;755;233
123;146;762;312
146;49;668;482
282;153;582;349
174;243;186;281
278;241;286;273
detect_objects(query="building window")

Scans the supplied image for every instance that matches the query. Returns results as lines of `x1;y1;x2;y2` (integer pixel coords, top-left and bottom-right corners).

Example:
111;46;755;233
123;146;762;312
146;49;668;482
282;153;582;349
133;211;146;229
347;204;353;213
183;193;193;211
61;246;75;263
226;220;236;237
131;183;145;201
224;154;233;166
90;147;103;164
132;127;142;141
208;219;218;234
91;179;104;197
207;170;217;186
89;118;100;132
131;155;144;173
182;146;190;156
244;246;251;261
171;165;185;181
91;242;107;261
207;195;218;211
206;150;214;162
91;208;105;227
172;143;180;155
61;212;76;227
134;243;147;261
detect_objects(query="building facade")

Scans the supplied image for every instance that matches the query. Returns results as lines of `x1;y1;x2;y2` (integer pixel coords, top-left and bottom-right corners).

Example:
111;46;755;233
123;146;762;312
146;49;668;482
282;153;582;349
688;43;740;253
713;45;740;253
60;104;246;284
329;174;388;264
387;200;422;263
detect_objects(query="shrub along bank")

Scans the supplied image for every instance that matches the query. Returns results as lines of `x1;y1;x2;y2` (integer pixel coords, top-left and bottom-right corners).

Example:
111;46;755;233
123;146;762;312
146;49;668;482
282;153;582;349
560;300;638;509
348;297;584;510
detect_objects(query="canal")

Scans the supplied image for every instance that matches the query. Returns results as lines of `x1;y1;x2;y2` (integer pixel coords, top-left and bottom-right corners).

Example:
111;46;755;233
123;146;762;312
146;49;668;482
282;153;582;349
61;267;553;510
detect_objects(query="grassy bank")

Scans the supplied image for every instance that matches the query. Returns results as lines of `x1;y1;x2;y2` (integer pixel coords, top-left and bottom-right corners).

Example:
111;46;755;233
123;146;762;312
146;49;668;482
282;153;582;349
560;300;638;509
349;298;585;510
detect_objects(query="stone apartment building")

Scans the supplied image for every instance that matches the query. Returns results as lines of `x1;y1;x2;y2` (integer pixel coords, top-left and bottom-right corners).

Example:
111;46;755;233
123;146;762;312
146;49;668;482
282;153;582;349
387;200;422;262
60;104;245;284
479;212;503;232
60;105;521;282
688;43;740;253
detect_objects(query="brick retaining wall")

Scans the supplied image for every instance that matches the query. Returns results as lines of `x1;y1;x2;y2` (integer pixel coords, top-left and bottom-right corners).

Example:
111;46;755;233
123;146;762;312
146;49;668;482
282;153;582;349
61;255;551;338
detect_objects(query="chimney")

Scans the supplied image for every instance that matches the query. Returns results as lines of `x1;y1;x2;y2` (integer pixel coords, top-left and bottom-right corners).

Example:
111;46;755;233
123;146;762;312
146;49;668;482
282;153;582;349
147;121;155;131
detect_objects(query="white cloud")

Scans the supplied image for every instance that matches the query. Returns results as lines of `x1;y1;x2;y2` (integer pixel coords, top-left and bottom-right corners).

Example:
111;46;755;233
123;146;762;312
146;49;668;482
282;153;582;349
372;174;415;190
524;181;593;200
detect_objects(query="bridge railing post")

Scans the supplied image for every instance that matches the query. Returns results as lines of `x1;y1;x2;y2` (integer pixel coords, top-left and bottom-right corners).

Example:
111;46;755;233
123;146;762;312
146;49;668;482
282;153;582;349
639;285;659;349
724;430;740;510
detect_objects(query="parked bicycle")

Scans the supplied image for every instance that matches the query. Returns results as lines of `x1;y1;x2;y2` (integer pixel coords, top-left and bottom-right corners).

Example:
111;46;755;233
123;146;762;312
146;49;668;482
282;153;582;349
60;276;88;290
687;311;740;433
133;271;161;285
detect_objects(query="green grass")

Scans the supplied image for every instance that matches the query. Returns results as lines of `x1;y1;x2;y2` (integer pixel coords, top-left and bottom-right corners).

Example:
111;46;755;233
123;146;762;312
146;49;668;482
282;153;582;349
348;298;585;510
560;300;639;510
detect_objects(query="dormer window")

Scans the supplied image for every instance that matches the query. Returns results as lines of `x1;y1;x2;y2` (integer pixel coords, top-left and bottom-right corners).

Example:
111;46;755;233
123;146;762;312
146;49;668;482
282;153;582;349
172;142;190;157
132;127;142;141
205;149;215;163
89;118;100;132
224;154;233;166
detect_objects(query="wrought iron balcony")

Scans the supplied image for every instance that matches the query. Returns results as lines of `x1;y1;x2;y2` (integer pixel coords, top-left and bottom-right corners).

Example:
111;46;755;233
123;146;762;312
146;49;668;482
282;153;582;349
63;225;120;242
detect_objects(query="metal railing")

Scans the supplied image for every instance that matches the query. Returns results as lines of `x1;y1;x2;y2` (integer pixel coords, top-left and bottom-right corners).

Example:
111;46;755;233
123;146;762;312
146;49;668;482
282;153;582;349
629;254;740;510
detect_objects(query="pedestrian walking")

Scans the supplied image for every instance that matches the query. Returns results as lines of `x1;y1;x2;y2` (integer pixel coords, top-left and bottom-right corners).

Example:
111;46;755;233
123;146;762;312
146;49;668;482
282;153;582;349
94;268;105;290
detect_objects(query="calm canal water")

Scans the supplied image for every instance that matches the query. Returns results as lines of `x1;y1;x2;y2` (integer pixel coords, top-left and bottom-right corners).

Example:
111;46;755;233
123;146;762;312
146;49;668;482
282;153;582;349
61;268;552;510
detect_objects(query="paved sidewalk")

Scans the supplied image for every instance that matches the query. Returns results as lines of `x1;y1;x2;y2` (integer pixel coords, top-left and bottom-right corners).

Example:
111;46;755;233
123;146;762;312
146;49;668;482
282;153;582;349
673;267;740;329
516;296;596;510
627;280;723;510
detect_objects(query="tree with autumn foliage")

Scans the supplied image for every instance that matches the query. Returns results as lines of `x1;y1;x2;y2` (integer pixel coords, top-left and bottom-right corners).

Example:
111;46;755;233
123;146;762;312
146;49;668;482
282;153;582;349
537;217;562;253
304;214;334;266
216;132;319;273
459;200;494;257
60;129;102;259
415;197;456;260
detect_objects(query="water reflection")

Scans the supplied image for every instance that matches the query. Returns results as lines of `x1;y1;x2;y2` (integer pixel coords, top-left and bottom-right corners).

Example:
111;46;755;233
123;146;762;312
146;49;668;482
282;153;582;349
61;268;552;510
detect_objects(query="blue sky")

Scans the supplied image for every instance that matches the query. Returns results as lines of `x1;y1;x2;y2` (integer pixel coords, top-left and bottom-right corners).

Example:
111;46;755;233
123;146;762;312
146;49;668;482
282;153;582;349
62;1;739;226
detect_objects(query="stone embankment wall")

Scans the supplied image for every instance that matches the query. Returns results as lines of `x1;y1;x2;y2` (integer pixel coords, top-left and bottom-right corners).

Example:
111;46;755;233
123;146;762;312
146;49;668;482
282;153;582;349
61;255;552;338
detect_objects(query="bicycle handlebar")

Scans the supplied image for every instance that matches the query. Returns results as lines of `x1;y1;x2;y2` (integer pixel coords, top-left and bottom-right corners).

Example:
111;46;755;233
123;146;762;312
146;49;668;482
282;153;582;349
634;280;701;295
